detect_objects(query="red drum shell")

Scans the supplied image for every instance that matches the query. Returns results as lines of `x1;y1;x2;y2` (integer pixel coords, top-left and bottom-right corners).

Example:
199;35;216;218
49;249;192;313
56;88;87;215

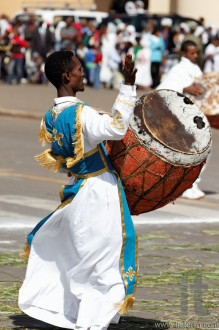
106;89;211;215
206;115;219;129
105;129;204;215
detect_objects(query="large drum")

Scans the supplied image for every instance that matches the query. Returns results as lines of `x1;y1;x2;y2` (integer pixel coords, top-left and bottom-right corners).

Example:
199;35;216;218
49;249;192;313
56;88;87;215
105;89;212;215
187;72;219;129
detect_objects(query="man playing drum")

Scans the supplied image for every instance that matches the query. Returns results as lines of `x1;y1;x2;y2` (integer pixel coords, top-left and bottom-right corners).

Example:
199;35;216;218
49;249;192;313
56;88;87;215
18;51;138;329
157;40;205;199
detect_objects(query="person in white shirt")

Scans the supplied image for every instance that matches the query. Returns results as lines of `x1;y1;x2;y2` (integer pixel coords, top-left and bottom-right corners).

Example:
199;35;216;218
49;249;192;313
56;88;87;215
157;40;206;199
18;50;138;330
203;37;218;73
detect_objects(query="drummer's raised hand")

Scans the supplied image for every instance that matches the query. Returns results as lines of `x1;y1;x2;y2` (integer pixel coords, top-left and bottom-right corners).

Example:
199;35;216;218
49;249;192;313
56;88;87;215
122;53;137;86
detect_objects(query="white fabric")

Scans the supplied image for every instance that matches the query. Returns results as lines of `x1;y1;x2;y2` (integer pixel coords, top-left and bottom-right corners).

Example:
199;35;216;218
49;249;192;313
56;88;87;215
203;43;217;73
19;82;137;329
157;56;202;93
213;46;219;72
135;47;152;87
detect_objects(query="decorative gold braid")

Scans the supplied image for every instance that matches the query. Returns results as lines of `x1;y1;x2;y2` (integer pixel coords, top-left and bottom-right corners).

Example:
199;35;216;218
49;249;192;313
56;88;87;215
66;104;85;168
38;119;52;146
117;97;135;108
19;240;30;264
35;148;65;172
110;110;125;130
115;295;135;314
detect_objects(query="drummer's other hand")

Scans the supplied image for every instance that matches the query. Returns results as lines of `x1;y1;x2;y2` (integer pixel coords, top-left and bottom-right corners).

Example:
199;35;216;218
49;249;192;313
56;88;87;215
184;83;204;96
122;53;137;86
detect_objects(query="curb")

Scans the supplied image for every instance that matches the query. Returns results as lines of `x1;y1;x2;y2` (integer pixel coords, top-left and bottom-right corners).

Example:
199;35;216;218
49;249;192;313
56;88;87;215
0;108;43;120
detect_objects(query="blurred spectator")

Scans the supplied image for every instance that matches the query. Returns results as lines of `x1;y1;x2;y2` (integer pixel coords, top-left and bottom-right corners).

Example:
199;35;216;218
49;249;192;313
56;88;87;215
123;24;136;43
24;15;35;43
100;23;116;87
93;43;102;89
85;42;96;85
76;40;89;83
160;17;172;51
133;36;141;62
135;1;146;14
32;21;55;59
54;20;66;51
213;39;219;72
60;17;77;50
203;37;218;72
17;19;26;39
81;18;92;46
140;20;154;53
202;23;216;49
182;21;204;67
7;28;28;84
107;43;121;89
0;14;10;35
0;29;11;80
25;52;47;83
125;1;137;15
150;28;165;88
135;38;152;90
116;22;126;44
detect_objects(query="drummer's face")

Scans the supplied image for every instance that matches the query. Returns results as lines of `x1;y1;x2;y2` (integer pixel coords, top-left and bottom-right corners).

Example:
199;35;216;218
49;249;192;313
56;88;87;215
183;46;199;63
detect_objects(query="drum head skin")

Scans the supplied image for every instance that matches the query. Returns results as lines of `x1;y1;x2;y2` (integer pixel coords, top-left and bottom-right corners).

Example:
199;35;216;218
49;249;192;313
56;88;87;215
131;89;212;166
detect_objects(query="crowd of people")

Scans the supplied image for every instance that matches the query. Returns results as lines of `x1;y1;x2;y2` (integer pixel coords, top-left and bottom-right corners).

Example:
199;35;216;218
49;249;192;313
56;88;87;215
0;12;219;88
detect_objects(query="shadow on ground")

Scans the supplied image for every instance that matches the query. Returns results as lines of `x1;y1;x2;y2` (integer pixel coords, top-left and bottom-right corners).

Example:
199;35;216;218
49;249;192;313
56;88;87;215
9;315;169;329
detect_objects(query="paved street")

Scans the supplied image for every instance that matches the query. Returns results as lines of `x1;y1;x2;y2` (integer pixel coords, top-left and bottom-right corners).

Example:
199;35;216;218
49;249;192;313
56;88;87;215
0;83;218;329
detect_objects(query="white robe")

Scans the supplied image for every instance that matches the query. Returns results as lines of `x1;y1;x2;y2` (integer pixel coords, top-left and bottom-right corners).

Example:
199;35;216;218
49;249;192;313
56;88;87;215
18;83;137;330
157;56;202;93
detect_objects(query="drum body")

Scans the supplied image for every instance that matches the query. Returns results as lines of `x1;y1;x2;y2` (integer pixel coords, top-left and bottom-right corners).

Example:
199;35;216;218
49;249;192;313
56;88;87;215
188;72;219;129
105;90;212;215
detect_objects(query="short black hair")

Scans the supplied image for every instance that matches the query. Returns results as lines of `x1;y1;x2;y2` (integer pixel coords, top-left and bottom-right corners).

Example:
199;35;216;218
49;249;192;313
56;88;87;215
181;40;197;53
45;50;75;88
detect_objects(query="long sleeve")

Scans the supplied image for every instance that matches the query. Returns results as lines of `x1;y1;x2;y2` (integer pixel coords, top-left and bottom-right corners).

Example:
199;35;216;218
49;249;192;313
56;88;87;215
81;82;136;150
157;58;202;93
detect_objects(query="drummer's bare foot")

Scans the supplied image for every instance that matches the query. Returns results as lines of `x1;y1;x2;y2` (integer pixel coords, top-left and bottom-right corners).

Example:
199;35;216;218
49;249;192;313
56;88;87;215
181;183;205;200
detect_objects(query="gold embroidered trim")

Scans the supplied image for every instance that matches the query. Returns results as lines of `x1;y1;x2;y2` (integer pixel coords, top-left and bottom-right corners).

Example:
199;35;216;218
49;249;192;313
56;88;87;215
125;266;135;281
50;106;56;117
56;197;74;211
59;184;66;202
19;239;30;264
66;104;85;168
35;148;65;172
117;177;128;290
56;178;88;210
110;110;125;130
134;233;138;296
84;147;98;157
115;173;138;314
38;119;52;146
117;97;135;108
115;294;135;314
98;145;109;171
52;128;64;146
69;167;107;179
